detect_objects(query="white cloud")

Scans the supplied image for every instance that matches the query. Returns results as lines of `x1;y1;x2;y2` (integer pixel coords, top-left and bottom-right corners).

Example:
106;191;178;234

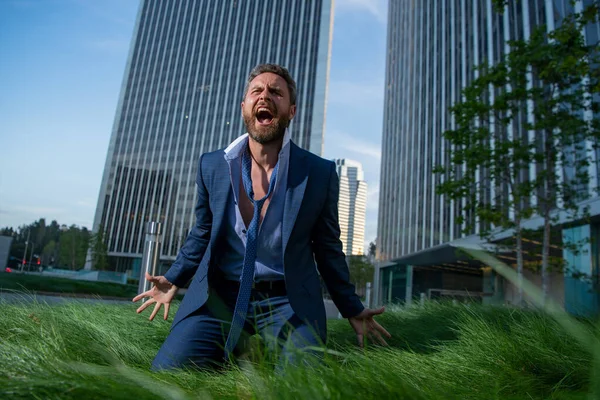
335;0;387;23
340;139;381;161
327;130;381;161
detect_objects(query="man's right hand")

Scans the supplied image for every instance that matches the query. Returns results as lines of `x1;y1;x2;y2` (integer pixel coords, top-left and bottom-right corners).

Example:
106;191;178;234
132;272;179;321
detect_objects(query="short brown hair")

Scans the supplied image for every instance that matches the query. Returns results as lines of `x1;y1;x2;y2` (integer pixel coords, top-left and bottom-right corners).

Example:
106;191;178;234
243;64;297;105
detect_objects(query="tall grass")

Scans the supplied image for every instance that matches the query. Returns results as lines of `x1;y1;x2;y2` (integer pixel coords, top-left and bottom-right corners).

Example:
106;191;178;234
1;299;596;399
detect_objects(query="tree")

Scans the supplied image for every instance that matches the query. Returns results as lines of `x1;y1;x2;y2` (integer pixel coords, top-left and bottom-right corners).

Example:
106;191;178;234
347;255;375;298
3;219;94;270
368;240;376;260
4;224;33;267
90;224;110;270
435;4;600;304
33;218;47;251
46;220;61;246
58;225;90;269
42;240;57;266
0;227;15;237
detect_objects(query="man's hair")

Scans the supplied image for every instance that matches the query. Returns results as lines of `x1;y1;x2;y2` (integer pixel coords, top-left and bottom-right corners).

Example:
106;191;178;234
243;64;297;105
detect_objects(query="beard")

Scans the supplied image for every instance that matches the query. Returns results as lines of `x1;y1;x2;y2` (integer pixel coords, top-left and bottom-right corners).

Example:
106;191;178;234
243;109;290;145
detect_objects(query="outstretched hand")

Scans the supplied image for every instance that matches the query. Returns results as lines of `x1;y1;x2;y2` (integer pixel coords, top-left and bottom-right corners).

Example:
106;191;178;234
348;306;391;347
132;272;179;321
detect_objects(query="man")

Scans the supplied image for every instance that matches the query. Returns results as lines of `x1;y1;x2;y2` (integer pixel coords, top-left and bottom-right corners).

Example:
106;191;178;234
133;64;390;371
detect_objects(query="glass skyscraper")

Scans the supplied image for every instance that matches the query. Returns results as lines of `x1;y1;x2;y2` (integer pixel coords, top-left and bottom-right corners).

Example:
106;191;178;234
91;0;334;272
375;0;600;315
335;159;368;256
377;0;600;262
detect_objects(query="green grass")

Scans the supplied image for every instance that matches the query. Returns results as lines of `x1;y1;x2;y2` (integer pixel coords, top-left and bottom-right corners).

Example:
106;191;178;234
0;272;139;298
1;300;597;399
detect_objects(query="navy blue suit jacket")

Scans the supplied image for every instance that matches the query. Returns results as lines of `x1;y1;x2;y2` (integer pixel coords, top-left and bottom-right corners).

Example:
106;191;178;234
164;141;364;342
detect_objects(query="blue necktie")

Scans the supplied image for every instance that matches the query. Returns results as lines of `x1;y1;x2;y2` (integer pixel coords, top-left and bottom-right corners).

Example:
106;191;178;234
224;146;279;358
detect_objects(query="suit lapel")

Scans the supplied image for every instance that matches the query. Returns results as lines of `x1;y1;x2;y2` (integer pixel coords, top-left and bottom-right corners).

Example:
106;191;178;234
282;143;309;254
210;153;232;243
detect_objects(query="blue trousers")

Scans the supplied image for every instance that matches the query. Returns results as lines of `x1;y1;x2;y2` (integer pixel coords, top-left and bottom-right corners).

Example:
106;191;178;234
151;284;321;371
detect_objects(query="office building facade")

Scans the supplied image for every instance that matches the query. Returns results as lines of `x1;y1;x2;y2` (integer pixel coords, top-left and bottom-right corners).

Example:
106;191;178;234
91;0;334;273
335;159;368;256
376;0;600;315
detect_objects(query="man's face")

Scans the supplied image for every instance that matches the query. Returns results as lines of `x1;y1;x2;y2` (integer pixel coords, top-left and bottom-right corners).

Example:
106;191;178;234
242;72;296;145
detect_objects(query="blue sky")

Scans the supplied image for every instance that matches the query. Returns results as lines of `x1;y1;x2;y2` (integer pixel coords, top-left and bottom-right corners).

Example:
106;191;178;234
0;0;388;250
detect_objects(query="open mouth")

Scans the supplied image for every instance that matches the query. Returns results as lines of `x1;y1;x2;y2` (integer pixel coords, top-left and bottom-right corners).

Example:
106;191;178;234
255;107;274;125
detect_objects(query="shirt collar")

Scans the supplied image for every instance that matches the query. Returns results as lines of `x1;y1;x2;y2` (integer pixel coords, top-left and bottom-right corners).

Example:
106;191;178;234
224;128;291;160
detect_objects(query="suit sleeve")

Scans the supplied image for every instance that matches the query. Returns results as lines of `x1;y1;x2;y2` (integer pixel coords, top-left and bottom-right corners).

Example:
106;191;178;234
311;162;365;318
164;154;212;287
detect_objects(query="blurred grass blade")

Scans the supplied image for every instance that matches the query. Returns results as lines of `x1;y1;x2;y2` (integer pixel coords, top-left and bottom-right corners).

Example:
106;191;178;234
459;246;596;349
460;246;600;399
70;361;208;400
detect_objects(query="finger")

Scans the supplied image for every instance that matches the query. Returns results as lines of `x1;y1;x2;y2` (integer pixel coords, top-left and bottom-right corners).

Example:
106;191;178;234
373;320;392;338
149;302;162;321
369;329;389;346
136;298;156;313
132;289;152;303
163;302;170;320
368;307;386;316
356;334;364;348
145;271;158;283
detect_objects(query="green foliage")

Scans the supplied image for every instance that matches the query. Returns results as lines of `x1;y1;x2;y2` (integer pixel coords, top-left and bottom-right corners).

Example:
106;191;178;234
347;255;374;297
41;240;57;266
436;4;600;235
1;219;91;269
434;4;600;298
58;225;91;270
368;240;376;259
491;0;508;12
0;301;596;399
90;224;110;271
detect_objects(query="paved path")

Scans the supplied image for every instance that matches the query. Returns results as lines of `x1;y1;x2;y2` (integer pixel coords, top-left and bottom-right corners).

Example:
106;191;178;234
1;291;344;319
324;299;342;319
0;292;131;305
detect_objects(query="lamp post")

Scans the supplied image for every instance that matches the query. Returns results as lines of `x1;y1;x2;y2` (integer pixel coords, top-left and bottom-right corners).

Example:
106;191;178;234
21;229;30;273
137;222;162;299
28;244;35;272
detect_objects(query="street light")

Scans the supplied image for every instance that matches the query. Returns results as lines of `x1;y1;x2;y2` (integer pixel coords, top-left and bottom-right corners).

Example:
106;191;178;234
21;229;30;273
28;244;35;272
138;222;162;300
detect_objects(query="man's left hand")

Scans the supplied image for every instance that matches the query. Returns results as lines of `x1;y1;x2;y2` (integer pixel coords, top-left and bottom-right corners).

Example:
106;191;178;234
348;307;392;347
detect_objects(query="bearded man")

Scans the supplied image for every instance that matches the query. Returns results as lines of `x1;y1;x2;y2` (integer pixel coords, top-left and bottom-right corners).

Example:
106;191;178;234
133;64;390;370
